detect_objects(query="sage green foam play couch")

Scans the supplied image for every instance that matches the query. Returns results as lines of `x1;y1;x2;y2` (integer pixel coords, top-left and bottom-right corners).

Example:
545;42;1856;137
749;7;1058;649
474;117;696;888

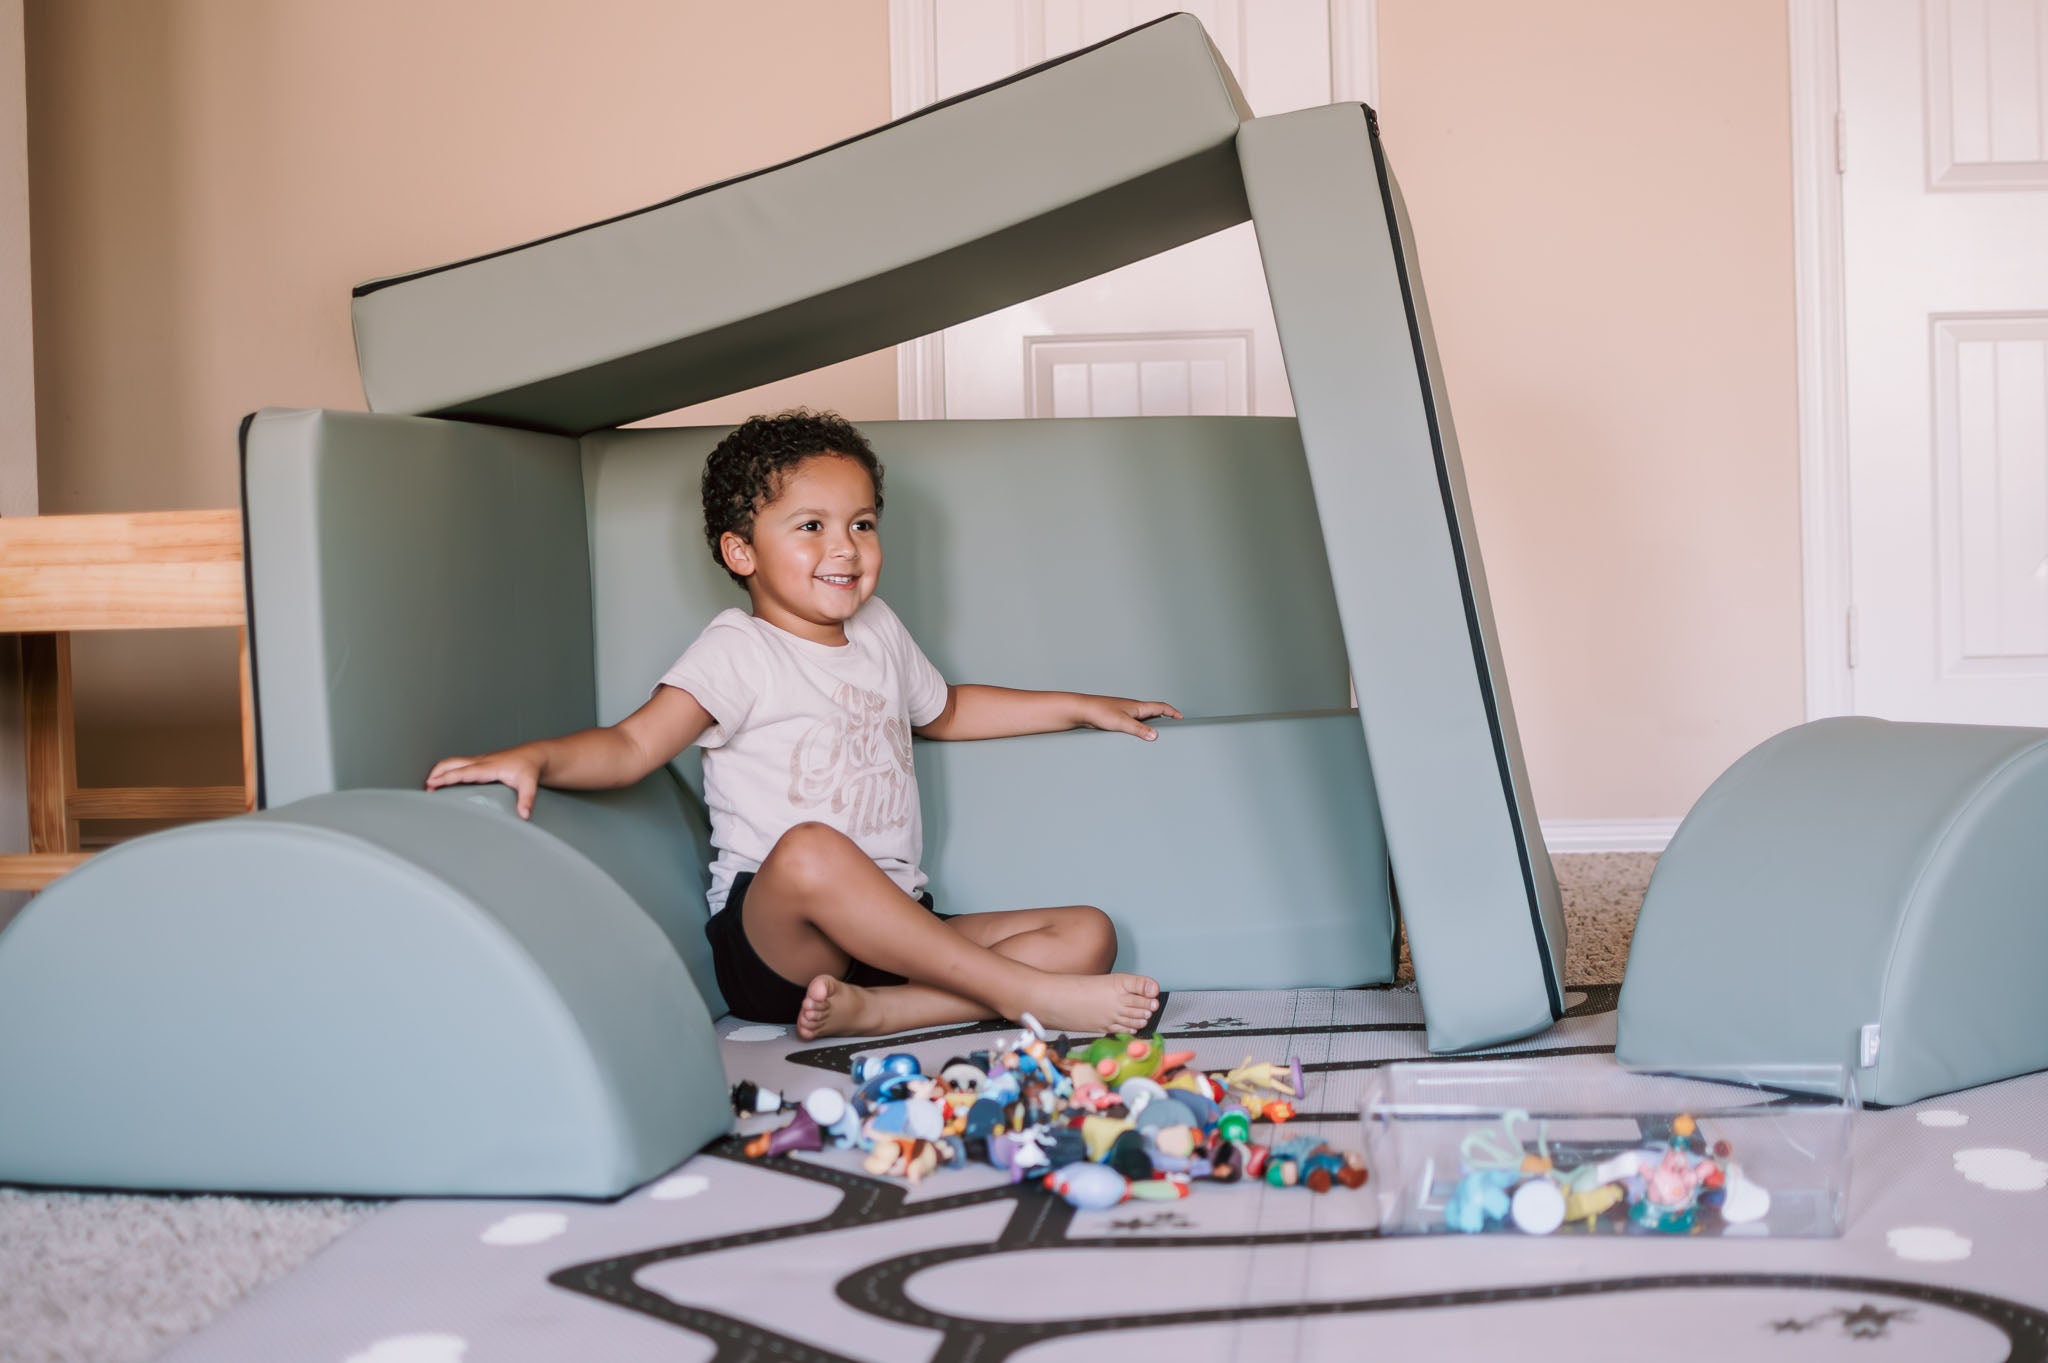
0;14;1582;1196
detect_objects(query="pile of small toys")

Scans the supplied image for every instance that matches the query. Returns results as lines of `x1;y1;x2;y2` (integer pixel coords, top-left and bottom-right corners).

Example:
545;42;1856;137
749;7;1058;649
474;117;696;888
1441;1108;1771;1235
730;1015;1366;1209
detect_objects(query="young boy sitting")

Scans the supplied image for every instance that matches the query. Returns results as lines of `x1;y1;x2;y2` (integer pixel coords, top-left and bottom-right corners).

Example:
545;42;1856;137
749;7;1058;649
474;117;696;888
427;410;1175;1041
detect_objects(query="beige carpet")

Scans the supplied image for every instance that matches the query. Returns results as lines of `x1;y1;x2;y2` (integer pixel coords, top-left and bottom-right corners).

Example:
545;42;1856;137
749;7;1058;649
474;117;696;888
0;852;1654;1363
1556;851;1657;984
1395;850;1655;987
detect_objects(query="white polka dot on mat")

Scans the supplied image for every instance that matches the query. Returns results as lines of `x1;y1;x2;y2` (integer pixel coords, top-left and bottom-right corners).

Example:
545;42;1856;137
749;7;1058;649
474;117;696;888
480;1212;567;1246
1917;1108;1968;1127
1954;1148;2048;1191
651;1173;711;1200
1887;1227;1972;1261
726;1024;786;1041
343;1335;468;1363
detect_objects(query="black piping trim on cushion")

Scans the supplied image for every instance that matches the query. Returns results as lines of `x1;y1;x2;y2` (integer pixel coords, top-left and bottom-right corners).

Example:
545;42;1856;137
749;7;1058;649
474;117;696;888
1363;106;1562;1021
235;412;267;812
353;12;1218;299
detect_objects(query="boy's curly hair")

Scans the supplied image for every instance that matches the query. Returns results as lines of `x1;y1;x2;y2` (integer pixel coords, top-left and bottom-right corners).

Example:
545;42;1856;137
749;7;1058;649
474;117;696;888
701;409;884;586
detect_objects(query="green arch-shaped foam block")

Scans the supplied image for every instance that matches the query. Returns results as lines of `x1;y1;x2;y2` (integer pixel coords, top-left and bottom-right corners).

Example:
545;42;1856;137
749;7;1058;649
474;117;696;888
0;791;726;1197
1618;717;2048;1106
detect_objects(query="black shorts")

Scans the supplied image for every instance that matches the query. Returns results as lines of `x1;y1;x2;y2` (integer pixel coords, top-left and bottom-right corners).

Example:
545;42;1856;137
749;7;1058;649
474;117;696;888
704;870;952;1024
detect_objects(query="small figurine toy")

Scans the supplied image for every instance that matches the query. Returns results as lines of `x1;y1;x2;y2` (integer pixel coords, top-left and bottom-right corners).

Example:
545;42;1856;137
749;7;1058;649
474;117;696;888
1046;1161;1129;1210
729;1080;793;1116
1445;1169;1516;1232
1508;1177;1566;1235
1263;1137;1368;1192
1630;1131;1721;1232
865;1136;942;1184
1218;1057;1301;1121
1044;1163;1193;1210
1718;1162;1772;1224
742;1108;824;1159
1073;1034;1167;1087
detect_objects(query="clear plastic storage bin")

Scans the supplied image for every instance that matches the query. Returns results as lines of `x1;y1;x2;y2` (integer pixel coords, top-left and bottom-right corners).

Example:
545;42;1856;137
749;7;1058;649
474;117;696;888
1361;1061;1855;1237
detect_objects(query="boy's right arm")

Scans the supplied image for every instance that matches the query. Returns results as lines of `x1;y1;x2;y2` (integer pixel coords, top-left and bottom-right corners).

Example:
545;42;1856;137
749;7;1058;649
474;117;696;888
423;684;715;819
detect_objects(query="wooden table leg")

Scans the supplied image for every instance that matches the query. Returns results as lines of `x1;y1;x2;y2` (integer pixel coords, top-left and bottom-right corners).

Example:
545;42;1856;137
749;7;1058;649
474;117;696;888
21;631;79;854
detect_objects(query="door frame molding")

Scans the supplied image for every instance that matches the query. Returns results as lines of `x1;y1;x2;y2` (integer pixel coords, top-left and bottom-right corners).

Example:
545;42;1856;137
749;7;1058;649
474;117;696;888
1789;0;1856;719
887;0;1380;421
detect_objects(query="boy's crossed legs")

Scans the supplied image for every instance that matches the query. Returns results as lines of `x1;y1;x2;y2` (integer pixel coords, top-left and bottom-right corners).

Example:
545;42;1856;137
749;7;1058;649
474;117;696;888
739;822;1159;1040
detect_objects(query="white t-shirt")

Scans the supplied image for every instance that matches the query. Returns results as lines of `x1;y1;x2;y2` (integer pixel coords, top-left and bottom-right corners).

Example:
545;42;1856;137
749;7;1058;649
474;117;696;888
658;597;950;914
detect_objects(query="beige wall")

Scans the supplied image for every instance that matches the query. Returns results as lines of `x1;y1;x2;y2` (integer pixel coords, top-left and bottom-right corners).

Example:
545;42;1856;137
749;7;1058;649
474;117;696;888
26;0;1805;824
1378;0;1806;820
0;0;25;519
26;0;896;788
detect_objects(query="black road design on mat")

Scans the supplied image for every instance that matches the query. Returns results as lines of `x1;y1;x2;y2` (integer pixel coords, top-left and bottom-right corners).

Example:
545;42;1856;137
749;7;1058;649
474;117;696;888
896;1273;2047;1363
550;1139;2048;1363
549;1143;1016;1363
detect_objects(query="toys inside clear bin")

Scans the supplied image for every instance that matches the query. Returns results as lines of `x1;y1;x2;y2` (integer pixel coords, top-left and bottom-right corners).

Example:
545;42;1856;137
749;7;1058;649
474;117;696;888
1361;1061;1855;1238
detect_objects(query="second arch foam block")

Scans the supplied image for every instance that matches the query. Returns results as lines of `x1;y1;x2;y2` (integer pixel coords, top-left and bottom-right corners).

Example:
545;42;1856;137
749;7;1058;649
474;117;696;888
1618;717;2048;1106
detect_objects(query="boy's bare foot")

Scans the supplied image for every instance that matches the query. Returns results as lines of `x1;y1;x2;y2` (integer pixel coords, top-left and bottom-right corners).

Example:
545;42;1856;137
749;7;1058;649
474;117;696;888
797;970;1159;1041
1024;972;1160;1036
798;975;885;1040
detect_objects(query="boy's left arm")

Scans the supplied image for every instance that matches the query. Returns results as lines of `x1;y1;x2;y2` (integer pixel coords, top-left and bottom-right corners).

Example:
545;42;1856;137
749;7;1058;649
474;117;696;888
913;685;1183;742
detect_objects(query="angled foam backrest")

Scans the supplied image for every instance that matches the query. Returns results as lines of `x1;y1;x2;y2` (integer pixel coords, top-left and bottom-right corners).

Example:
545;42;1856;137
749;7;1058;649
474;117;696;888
1238;105;1566;1051
351;14;1251;434
1620;717;2048;1106
580;418;1351;727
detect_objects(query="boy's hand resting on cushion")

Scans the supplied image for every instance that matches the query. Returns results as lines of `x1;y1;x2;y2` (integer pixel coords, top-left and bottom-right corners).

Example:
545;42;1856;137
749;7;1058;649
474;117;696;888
421;691;710;821
426;748;544;819
913;686;1182;742
1075;695;1184;741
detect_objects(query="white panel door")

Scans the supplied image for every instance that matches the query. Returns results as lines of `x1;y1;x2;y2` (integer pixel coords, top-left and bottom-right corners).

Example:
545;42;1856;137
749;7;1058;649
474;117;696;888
909;0;1366;420
1841;0;2048;723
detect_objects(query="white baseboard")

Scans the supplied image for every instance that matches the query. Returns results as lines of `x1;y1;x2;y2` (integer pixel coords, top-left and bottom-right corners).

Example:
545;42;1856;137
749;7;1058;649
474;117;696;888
1540;818;1680;854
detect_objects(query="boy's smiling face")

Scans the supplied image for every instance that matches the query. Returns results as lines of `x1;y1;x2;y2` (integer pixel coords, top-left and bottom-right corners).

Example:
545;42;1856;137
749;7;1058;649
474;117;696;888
720;452;881;646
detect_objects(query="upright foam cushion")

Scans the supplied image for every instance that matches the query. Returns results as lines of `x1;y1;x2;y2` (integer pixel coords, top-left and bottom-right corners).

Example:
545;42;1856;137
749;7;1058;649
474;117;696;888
582;418;1394;989
242;407;721;1008
351;14;1251;434
242;407;595;807
1238;105;1565;1050
1619;717;2048;1106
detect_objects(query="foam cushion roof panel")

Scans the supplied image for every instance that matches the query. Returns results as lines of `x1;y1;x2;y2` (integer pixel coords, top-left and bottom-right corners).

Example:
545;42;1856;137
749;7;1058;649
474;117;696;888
351;14;1251;435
